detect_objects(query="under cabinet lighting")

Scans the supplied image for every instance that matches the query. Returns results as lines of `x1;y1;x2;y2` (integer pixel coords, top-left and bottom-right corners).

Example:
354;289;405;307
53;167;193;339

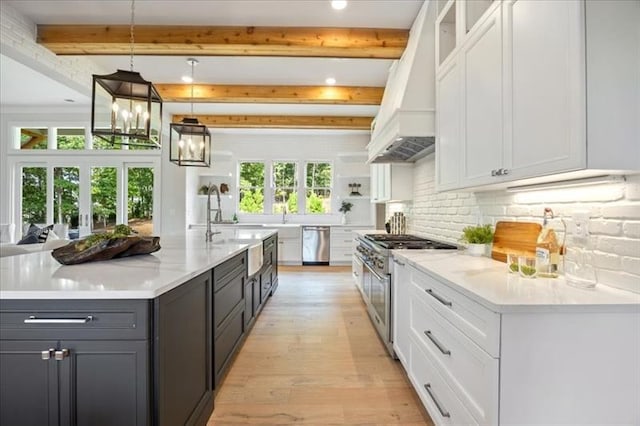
506;175;626;193
331;0;347;10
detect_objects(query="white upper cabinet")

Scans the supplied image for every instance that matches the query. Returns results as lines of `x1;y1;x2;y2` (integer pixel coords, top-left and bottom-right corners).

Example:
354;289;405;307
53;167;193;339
435;0;640;192
435;57;461;190
460;3;503;186
370;163;414;203
502;0;585;180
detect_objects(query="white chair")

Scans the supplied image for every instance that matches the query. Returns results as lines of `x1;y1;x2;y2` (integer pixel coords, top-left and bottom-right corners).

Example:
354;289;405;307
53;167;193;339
0;224;16;244
42;239;71;251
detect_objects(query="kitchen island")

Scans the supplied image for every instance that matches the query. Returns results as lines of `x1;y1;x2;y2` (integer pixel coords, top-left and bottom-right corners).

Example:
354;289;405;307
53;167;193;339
0;229;278;426
391;249;640;425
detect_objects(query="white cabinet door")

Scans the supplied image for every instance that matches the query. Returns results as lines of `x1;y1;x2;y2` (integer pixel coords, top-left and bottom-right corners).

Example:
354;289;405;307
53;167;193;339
393;256;411;367
502;0;586;179
460;4;504;187
370;164;390;202
277;239;301;264
435;57;461;191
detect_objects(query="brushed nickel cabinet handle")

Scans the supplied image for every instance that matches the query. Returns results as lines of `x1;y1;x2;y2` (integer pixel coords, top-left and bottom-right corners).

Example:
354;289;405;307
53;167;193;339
54;349;69;361
424;330;451;355
424;384;450;418
25;315;94;324
41;348;55;360
424;289;452;307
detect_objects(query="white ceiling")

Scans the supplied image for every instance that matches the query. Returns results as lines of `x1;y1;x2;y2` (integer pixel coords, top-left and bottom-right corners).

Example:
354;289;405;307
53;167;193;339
1;0;425;122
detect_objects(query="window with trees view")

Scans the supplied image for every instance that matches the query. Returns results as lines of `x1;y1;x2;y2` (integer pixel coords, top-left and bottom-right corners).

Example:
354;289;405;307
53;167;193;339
20;128;48;149
22;167;47;224
272;162;298;214
57;128;85;150
239;162;265;213
305;162;332;214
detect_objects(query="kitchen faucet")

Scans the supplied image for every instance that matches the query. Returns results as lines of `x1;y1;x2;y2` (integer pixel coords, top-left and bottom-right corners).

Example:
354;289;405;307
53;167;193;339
205;184;223;241
282;205;287;224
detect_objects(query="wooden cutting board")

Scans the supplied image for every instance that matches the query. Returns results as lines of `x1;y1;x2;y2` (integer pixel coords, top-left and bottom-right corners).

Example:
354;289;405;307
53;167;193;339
491;221;542;263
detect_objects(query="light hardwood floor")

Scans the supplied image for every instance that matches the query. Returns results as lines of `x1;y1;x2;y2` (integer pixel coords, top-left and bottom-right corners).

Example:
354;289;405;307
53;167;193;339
207;266;433;425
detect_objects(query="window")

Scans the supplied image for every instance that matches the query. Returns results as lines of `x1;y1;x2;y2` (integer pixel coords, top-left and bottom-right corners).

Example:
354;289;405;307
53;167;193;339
20;128;48;150
91;167;118;232
21;167;47;224
239;162;265;214
272;162;298;214
57;128;85;150
53;167;80;227
305;162;332;214
127;167;154;235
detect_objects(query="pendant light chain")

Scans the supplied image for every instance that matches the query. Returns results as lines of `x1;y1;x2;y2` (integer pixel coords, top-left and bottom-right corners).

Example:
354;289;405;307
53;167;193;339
190;60;195;117
129;0;135;72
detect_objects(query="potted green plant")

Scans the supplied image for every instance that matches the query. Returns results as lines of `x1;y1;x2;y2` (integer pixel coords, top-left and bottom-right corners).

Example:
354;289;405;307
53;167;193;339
460;224;494;256
339;201;353;225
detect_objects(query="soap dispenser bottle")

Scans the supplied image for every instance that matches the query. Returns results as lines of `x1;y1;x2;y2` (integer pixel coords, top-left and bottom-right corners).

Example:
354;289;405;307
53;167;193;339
536;208;560;278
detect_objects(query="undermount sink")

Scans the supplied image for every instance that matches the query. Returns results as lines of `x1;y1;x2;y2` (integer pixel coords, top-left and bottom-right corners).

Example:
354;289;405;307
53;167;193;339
211;238;263;276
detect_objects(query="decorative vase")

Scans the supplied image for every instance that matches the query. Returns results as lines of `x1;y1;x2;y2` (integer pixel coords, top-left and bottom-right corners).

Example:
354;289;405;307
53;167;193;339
341;213;348;225
466;243;487;256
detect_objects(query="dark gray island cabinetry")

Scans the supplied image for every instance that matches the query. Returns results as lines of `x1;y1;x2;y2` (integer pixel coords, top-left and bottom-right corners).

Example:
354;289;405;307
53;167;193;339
0;299;151;426
0;230;279;426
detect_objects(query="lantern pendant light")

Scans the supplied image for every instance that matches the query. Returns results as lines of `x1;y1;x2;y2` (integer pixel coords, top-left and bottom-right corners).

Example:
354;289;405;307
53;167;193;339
169;58;211;167
91;0;162;148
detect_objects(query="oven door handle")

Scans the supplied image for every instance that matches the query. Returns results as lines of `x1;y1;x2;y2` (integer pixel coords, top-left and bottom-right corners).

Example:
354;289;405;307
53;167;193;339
364;261;389;283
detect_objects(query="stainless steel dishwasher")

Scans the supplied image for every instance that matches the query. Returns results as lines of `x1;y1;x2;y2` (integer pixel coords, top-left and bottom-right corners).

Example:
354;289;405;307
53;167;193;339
302;226;330;265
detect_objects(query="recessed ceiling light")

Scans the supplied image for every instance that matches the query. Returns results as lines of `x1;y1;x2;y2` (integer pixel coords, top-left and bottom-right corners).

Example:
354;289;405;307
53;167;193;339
181;75;193;83
325;77;336;85
64;98;75;103
331;0;347;10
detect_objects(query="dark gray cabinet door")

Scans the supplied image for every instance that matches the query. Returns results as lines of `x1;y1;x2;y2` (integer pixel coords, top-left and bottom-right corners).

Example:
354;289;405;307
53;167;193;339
154;271;213;426
0;340;59;426
57;340;149;426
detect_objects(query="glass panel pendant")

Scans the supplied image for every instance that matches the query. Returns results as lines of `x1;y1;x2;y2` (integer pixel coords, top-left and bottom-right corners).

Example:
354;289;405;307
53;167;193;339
91;69;163;148
169;118;211;167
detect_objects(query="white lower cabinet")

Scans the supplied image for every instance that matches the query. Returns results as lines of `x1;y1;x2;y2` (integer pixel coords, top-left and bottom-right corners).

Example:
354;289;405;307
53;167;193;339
409;339;479;426
352;254;364;294
395;259;640;425
410;285;499;425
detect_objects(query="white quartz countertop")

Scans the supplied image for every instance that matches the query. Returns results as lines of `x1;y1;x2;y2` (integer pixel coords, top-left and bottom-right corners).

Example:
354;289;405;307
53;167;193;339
393;250;640;313
0;229;276;300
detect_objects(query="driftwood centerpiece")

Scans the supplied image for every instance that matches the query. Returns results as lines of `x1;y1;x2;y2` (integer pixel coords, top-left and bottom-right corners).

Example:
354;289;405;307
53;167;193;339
51;225;161;265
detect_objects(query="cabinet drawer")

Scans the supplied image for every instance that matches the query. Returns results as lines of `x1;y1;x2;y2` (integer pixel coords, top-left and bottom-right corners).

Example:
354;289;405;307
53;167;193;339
214;305;244;386
0;300;150;340
410;288;499;425
263;235;277;253
410;338;478;426
410;266;500;357
213;252;246;292
214;272;244;334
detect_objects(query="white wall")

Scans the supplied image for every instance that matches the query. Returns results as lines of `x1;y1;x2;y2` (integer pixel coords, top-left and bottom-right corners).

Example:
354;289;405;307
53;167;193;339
186;130;372;227
406;155;640;294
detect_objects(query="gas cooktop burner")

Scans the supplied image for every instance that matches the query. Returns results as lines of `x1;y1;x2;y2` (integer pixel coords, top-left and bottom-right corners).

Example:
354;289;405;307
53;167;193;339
364;234;458;250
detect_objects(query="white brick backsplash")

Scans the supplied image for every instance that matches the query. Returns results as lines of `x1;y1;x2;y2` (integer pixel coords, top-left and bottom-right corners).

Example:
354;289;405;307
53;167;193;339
623;222;640;239
621;257;640;275
589;220;622;236
409;156;640;293
506;205;531;217
595;269;640;294
600;204;640;220
591;251;621;270
596;237;640;257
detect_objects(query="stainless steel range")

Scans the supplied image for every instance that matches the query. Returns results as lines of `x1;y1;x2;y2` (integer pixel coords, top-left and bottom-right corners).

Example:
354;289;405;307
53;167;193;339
355;233;457;357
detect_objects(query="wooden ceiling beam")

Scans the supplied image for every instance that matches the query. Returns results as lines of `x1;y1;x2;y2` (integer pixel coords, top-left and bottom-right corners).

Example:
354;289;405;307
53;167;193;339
37;25;407;59
172;114;373;130
157;84;383;105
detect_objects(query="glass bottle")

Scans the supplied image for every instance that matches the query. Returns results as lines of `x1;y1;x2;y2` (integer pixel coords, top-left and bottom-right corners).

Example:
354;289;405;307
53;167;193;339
536;208;560;278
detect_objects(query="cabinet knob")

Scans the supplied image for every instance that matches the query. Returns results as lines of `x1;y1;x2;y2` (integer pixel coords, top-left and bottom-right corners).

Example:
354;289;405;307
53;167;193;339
41;348;55;361
491;169;498;176
54;349;70;361
502;168;510;175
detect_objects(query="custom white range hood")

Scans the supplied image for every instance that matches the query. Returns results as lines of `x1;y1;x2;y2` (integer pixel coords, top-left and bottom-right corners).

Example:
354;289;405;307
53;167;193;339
368;0;436;163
